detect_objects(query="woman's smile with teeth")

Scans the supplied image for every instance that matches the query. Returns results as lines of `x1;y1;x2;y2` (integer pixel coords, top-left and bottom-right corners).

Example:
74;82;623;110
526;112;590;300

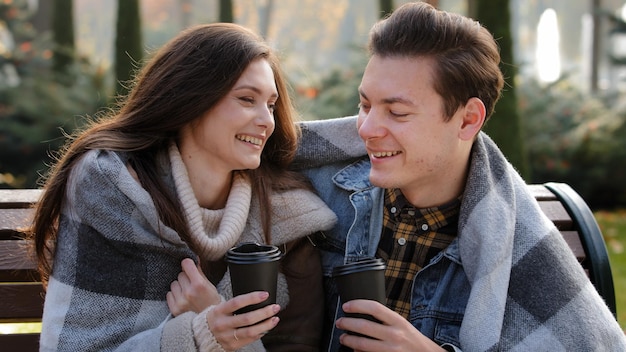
372;151;400;158
236;134;262;146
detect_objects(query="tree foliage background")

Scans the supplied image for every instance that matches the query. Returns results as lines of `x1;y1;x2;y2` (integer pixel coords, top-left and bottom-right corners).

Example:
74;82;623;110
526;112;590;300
2;0;626;209
0;0;104;187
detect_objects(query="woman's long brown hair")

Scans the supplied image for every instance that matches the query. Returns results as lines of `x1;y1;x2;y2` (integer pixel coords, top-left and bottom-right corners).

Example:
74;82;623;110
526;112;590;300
27;23;307;288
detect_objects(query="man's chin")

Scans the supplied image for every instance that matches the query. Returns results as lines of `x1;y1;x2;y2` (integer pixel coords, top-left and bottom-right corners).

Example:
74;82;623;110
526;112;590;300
368;173;393;188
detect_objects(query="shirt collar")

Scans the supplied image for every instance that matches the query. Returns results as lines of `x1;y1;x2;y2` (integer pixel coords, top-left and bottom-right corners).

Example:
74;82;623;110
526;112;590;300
384;188;462;232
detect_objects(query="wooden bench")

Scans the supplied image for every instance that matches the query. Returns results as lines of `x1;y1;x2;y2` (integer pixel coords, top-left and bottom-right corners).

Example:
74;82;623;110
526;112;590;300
0;189;43;352
536;182;616;315
0;183;617;351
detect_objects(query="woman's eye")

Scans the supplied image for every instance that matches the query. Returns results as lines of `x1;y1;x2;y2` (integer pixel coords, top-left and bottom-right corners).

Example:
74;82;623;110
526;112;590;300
268;103;276;112
240;97;254;104
390;111;408;117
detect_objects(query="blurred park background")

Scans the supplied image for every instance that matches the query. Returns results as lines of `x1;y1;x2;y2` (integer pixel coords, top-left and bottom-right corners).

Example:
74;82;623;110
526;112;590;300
2;0;626;331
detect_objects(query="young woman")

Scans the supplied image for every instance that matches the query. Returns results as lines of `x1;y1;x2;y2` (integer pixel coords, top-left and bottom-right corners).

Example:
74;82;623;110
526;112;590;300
29;23;335;351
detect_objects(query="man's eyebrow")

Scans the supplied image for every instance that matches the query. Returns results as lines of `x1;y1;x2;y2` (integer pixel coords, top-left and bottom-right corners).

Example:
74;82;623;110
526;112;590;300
359;88;415;106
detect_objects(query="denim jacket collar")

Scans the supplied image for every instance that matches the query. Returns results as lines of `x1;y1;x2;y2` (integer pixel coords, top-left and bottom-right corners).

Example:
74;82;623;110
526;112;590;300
332;158;373;192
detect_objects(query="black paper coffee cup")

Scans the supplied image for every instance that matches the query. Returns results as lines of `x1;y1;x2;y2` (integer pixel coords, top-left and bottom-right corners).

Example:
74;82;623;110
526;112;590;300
332;258;386;336
226;242;282;314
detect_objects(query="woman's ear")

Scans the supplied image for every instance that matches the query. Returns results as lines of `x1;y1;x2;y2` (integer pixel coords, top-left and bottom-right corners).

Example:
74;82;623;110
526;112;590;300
459;97;486;141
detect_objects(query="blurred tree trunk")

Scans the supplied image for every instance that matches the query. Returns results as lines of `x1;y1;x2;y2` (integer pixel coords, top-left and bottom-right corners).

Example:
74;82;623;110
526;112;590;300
468;0;477;18
219;0;233;23
179;0;192;29
379;0;393;18
32;0;52;33
114;0;143;97
590;0;601;93
52;0;74;74
474;0;529;179
259;0;274;38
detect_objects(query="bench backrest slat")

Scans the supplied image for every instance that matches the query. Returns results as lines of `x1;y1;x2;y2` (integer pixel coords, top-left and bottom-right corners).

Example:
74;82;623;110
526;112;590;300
0;333;40;351
560;230;586;263
0;208;35;239
0;240;38;281
0;283;44;323
0;190;42;208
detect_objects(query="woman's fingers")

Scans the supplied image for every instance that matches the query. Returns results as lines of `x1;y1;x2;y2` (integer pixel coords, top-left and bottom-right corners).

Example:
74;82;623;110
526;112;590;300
208;294;281;351
181;258;203;283
217;291;271;315
232;314;280;341
166;291;182;316
231;301;280;328
167;258;222;316
167;279;187;316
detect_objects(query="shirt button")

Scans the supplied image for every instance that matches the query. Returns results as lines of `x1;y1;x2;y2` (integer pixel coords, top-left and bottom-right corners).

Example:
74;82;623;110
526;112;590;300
398;238;407;245
390;207;397;214
421;224;429;231
407;210;415;216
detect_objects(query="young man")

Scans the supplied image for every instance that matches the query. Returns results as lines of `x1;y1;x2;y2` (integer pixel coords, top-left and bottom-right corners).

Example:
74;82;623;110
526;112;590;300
295;2;626;351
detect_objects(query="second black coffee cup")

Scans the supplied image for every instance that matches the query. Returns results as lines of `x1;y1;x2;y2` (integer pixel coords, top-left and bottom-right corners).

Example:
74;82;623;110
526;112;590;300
332;258;386;336
226;242;282;314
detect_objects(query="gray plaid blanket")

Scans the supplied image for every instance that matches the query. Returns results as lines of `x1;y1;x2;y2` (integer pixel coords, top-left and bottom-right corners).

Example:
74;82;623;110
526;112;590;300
295;116;626;351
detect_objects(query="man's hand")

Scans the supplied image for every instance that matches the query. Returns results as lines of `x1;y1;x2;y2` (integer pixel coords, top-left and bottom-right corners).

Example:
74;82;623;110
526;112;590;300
336;299;446;352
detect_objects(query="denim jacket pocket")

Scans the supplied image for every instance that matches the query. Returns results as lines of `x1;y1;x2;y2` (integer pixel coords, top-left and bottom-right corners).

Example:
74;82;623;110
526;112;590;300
411;309;463;347
410;251;469;347
434;313;463;346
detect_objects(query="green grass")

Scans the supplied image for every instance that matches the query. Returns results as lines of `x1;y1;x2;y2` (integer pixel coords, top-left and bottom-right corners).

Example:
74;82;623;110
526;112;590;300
594;209;626;330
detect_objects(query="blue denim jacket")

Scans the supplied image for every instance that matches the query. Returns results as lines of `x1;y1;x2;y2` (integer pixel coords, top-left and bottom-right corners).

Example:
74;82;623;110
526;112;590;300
302;158;469;351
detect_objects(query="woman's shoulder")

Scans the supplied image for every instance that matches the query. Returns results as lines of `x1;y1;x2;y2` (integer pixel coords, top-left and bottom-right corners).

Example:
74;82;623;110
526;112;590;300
71;149;126;182
67;149;137;201
74;149;127;175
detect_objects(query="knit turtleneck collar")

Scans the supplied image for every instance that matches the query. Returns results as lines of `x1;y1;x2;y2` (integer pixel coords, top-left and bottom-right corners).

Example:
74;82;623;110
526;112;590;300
168;143;252;261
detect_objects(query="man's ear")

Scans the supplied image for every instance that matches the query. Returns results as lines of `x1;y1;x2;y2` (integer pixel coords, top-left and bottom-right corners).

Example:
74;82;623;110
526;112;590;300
459;97;486;141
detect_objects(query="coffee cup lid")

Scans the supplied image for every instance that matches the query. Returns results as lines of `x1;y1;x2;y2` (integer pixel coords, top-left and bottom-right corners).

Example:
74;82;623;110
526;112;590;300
331;258;386;277
226;242;282;263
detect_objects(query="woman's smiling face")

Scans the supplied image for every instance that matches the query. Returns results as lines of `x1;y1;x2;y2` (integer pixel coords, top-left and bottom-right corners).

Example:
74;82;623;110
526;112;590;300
179;58;278;176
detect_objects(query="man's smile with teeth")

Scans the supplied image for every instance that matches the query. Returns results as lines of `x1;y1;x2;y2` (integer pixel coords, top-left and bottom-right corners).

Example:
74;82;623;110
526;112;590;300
371;151;400;158
236;134;263;146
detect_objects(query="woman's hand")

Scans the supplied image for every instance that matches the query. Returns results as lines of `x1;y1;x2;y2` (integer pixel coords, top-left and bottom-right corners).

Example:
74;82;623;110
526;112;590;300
167;258;280;350
167;258;221;316
207;291;281;351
